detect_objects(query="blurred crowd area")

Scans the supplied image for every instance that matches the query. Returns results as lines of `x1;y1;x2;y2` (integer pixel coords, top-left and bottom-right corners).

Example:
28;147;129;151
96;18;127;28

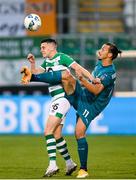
0;0;136;94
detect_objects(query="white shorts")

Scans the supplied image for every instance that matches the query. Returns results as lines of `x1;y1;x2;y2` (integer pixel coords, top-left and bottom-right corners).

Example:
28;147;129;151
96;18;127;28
48;97;70;125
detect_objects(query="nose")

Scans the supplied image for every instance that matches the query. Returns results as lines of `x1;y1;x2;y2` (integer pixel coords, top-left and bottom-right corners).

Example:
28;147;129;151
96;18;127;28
97;50;100;54
41;49;44;53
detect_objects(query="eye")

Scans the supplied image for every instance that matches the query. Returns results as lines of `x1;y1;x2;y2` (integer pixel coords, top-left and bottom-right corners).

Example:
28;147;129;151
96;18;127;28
41;46;45;50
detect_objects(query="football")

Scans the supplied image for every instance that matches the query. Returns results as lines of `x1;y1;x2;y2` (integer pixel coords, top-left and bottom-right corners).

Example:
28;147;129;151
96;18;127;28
24;14;41;31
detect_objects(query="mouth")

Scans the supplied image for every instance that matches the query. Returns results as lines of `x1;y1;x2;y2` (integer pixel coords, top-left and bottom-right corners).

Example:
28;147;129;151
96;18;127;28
42;54;47;58
97;51;101;57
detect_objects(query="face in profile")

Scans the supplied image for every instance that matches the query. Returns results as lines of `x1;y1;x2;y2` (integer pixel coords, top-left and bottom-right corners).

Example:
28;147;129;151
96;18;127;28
40;42;56;58
97;44;112;60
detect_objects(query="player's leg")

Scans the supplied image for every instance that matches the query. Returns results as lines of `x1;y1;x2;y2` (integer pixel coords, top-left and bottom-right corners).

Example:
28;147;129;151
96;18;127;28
21;67;76;95
43;97;71;177
75;117;89;178
21;66;62;85
30;69;76;95
54;122;77;175
53;124;63;140
43;115;61;177
30;71;62;85
61;71;77;95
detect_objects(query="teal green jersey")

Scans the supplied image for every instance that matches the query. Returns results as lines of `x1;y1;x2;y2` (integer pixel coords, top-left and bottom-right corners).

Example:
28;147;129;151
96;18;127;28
90;60;116;116
40;52;75;100
65;60;116;128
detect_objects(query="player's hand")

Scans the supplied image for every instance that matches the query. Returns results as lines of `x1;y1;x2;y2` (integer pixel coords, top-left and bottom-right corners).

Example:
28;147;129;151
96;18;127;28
92;78;101;84
77;74;83;81
20;66;32;85
27;53;35;64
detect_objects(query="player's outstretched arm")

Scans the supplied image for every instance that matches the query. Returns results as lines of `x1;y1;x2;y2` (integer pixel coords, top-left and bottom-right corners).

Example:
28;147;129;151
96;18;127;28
70;62;94;81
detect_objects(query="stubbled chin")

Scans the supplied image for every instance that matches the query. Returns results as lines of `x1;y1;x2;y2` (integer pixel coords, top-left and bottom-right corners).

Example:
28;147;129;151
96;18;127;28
96;51;101;58
97;54;101;59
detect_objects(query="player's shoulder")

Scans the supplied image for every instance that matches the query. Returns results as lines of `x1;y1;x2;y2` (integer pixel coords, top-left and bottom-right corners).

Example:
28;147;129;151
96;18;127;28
57;52;63;56
51;52;65;61
105;67;116;77
96;59;101;66
105;66;116;81
57;52;66;56
58;52;74;61
100;63;116;81
58;52;70;58
108;64;116;74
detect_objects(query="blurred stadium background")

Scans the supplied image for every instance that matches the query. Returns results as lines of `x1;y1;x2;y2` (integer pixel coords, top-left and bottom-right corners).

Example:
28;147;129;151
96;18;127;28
0;0;136;179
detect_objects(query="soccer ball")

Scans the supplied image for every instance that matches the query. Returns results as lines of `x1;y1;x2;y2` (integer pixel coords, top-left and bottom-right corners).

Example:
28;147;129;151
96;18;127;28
24;14;41;31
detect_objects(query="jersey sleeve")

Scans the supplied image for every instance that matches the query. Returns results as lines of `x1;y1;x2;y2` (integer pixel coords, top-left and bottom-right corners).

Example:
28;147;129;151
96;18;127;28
100;72;115;87
40;60;46;69
60;54;75;67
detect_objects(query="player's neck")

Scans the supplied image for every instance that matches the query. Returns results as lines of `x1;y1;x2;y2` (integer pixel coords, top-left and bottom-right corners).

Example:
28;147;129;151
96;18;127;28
48;50;58;59
102;58;112;66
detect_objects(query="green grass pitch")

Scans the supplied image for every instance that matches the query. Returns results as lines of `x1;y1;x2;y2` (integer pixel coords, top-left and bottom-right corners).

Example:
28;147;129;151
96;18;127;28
0;135;136;179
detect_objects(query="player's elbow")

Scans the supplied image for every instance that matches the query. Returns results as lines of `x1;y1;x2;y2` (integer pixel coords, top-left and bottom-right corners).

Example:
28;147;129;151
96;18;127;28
92;84;104;95
93;90;100;95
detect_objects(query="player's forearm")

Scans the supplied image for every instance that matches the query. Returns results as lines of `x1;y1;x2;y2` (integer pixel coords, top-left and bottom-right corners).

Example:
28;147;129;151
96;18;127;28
80;78;103;95
81;79;96;94
80;67;94;80
30;63;44;74
71;63;93;80
30;62;38;74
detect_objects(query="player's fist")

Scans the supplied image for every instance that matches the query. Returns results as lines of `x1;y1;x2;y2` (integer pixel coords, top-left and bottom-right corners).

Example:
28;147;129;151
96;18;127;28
92;78;101;84
27;53;35;64
20;66;32;85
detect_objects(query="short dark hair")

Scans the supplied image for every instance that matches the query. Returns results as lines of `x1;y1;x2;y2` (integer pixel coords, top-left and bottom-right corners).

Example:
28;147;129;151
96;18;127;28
41;38;57;46
106;42;122;60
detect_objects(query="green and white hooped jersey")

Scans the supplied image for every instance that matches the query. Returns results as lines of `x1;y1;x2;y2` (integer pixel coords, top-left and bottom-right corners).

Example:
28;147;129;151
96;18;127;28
40;52;75;100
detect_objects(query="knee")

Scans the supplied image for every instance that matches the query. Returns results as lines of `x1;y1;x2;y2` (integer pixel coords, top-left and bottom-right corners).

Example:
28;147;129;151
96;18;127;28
75;129;85;139
62;70;72;81
75;118;86;139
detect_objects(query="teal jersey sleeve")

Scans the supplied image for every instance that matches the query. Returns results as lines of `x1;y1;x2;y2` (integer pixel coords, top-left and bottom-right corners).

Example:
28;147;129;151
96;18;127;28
40;60;46;69
60;53;75;67
100;73;115;87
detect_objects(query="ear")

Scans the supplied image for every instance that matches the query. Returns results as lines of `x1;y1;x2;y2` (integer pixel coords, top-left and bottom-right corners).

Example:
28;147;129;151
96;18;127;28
108;52;112;58
50;44;56;51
